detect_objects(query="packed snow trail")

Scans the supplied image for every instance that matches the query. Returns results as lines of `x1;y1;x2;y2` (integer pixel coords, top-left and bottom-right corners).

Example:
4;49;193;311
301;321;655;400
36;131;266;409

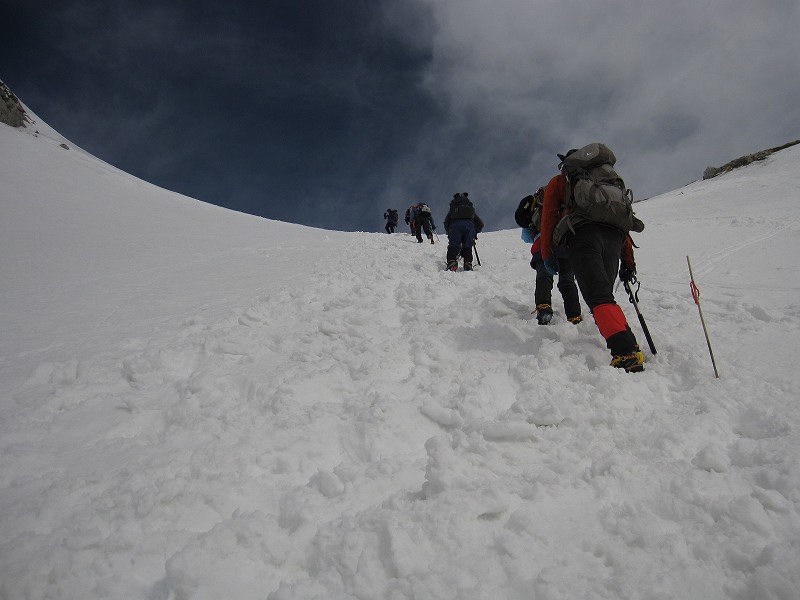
2;119;800;599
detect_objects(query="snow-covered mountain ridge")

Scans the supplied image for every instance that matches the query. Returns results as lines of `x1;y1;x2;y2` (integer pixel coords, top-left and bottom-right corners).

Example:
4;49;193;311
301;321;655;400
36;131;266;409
1;108;799;599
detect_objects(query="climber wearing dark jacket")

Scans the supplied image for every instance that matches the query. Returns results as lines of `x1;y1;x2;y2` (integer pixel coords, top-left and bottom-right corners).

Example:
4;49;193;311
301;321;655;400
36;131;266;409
443;193;484;272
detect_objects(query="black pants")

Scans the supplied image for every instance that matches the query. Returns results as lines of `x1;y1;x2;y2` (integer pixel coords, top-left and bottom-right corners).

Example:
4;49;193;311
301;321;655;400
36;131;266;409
531;254;581;319
567;223;638;355
415;216;433;242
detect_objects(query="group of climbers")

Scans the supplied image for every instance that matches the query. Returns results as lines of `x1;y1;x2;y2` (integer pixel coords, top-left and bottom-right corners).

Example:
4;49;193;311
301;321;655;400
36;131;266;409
384;194;484;270
381;143;645;373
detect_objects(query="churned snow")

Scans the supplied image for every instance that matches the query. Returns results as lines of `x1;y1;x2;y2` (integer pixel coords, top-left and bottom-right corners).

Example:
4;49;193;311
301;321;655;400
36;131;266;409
1;108;799;600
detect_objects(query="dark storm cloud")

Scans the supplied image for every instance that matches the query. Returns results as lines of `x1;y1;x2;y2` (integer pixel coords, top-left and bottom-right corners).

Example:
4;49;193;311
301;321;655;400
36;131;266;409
2;0;437;231
2;0;799;233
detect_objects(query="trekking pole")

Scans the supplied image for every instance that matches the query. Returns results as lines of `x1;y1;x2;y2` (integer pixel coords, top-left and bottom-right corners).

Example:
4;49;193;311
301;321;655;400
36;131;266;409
473;239;481;266
622;276;657;355
687;256;720;378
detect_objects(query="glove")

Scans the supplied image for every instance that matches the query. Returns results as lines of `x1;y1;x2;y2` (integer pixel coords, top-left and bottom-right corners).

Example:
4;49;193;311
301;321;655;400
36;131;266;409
543;257;559;276
619;263;636;283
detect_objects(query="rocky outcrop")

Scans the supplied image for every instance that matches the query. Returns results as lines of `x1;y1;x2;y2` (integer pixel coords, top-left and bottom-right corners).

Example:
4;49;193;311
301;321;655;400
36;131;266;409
703;140;800;180
0;80;29;128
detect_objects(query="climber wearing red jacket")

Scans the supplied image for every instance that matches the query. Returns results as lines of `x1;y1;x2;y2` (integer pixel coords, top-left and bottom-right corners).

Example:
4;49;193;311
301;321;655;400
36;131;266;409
539;157;643;373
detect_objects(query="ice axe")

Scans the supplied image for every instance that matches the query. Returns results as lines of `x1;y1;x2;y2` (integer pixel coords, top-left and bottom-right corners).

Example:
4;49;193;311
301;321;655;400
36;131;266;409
623;275;657;355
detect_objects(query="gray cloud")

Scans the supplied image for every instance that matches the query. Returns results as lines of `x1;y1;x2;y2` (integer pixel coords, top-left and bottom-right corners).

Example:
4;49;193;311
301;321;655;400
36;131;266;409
376;0;800;226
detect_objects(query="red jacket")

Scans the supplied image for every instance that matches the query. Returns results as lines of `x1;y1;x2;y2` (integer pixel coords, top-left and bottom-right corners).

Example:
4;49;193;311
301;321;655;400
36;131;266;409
539;173;635;268
539;174;567;262
530;237;541;257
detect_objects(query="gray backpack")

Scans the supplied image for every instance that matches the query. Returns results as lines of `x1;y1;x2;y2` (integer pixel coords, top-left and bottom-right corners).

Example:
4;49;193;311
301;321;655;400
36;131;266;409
553;143;644;245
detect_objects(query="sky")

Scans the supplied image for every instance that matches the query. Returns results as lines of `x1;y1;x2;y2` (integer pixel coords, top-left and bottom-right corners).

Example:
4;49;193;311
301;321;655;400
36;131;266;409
2;0;799;233
3;103;800;598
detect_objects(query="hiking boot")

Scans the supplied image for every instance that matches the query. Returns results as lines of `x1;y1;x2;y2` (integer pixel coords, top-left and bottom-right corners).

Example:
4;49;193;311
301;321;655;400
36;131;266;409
610;348;645;373
464;261;473;271
446;260;458;272
429;236;435;245
535;304;553;325
568;315;583;325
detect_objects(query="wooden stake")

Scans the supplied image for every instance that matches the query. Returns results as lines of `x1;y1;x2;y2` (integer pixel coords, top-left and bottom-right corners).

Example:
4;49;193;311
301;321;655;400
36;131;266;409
687;256;720;378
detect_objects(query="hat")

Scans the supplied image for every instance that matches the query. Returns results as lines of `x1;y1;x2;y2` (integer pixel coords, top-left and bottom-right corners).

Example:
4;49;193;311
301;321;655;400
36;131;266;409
557;148;578;168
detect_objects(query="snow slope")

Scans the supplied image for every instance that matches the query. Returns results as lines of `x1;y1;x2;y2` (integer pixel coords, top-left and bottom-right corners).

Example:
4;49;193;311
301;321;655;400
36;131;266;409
1;110;799;600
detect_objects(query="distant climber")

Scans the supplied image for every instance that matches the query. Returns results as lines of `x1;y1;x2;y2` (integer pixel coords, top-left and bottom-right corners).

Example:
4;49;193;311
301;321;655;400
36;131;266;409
384;208;399;234
443;193;484;271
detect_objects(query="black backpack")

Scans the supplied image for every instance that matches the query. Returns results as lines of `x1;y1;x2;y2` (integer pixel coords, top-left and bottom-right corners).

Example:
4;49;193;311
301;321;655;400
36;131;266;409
553;143;644;244
514;187;544;231
449;195;475;220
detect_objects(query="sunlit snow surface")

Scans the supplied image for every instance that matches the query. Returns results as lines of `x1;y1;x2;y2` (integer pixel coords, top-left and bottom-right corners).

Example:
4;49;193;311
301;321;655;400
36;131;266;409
1;110;799;599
